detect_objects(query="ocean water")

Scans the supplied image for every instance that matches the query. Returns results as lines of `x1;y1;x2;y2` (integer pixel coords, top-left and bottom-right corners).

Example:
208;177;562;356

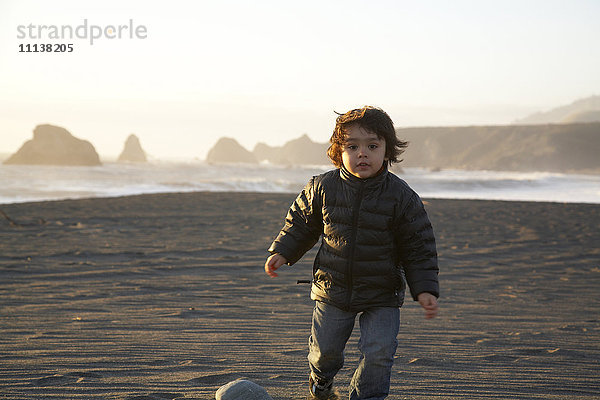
1;161;599;205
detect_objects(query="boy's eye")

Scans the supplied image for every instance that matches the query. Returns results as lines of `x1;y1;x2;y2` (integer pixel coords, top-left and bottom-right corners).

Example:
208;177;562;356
347;145;358;150
368;144;378;150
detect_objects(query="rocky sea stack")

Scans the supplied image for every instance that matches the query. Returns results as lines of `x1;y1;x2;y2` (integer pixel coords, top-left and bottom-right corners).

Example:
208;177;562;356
118;134;147;162
206;137;257;164
4;124;101;166
253;134;329;166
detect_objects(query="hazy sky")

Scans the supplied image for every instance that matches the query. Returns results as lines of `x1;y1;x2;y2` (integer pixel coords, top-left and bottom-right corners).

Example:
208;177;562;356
1;0;599;160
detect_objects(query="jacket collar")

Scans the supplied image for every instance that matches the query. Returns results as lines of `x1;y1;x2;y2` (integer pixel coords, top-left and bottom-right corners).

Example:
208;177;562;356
339;163;388;189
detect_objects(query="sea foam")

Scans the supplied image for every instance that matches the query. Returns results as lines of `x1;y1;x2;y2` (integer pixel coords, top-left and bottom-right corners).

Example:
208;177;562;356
1;162;598;204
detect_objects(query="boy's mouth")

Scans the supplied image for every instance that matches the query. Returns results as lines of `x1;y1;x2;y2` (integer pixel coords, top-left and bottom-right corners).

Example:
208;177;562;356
357;162;370;168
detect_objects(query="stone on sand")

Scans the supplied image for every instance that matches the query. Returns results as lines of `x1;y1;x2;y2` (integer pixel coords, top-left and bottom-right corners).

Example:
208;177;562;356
215;379;273;400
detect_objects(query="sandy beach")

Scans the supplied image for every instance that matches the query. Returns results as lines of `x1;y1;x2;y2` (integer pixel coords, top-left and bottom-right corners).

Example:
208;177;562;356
1;192;599;399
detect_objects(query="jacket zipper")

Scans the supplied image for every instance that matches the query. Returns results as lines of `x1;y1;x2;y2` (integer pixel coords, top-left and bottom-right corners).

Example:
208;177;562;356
345;181;365;310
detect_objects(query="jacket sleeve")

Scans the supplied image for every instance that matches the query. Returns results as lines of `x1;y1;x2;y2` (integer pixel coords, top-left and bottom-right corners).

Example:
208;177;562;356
394;193;439;300
267;177;323;265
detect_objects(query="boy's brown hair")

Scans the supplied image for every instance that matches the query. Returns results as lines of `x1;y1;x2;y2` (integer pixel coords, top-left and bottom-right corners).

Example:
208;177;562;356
327;106;408;168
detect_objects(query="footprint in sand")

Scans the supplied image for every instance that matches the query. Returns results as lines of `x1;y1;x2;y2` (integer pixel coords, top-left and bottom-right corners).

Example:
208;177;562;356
482;354;519;362
33;371;103;386
66;371;103;379
126;393;182;400
33;375;79;386
407;357;438;366
188;372;241;385
281;349;305;356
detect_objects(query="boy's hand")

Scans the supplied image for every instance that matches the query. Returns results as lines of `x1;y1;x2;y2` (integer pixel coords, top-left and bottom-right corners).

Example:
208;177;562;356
264;254;288;277
417;292;438;319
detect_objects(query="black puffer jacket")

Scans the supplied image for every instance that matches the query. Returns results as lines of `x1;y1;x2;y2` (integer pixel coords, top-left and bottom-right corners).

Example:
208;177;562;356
268;166;439;312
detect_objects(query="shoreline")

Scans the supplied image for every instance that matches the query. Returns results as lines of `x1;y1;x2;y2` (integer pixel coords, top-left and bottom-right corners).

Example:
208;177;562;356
2;189;600;208
2;163;600;206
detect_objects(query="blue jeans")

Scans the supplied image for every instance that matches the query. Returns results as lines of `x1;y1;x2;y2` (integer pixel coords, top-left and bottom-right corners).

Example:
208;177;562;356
308;301;400;400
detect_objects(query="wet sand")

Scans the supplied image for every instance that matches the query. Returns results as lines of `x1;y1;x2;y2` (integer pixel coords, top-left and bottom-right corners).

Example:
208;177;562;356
1;192;599;399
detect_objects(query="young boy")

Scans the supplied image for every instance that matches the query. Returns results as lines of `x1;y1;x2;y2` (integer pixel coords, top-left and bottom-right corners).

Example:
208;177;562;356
264;106;439;400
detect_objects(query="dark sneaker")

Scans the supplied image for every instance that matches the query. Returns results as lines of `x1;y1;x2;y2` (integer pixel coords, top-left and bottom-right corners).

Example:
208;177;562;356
309;374;334;399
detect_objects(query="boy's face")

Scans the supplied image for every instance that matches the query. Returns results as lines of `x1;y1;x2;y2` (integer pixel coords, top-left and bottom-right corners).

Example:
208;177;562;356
341;124;387;179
